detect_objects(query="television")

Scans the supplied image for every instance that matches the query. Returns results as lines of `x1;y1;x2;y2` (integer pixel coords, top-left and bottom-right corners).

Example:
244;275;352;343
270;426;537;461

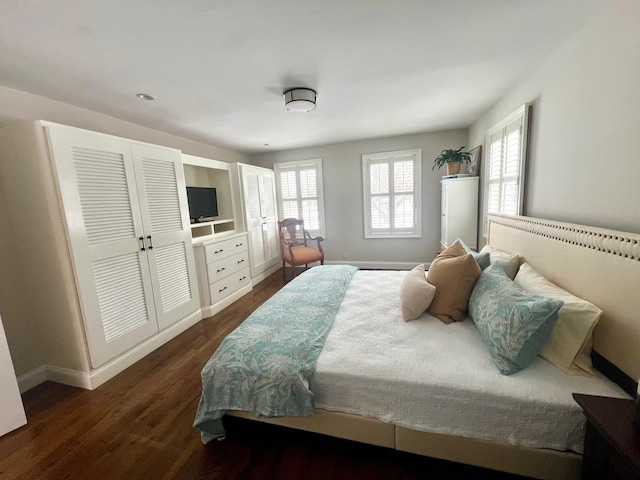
186;186;219;223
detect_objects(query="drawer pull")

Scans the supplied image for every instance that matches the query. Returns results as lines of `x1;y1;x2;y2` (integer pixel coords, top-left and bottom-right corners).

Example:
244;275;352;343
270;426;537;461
235;243;244;247
218;286;228;293
239;276;247;281
237;259;245;264
214;249;224;254
216;267;226;273
139;236;146;251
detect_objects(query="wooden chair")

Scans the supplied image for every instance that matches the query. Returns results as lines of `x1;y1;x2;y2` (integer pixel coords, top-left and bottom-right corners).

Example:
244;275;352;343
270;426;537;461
278;218;324;281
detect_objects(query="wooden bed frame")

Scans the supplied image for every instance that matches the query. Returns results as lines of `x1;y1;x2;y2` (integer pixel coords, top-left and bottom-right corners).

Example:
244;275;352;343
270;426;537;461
228;214;640;480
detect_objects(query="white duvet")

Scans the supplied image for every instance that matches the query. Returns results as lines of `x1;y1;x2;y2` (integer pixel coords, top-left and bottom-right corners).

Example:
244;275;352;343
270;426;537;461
310;270;629;453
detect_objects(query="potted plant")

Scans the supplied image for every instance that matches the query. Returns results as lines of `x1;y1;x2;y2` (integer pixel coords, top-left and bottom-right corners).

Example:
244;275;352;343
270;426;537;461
432;146;472;175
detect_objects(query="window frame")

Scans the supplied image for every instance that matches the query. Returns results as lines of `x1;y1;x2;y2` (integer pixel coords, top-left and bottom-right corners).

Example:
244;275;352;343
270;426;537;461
362;149;422;239
482;104;530;235
273;158;326;237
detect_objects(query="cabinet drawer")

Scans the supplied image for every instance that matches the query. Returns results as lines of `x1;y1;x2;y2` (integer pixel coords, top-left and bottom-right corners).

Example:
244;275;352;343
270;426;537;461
206;251;249;284
205;236;248;262
209;268;251;304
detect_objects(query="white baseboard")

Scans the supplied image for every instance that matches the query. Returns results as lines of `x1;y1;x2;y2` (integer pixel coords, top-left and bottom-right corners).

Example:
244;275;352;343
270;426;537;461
17;366;48;393
200;283;253;319
18;308;204;392
324;260;431;270
250;262;282;285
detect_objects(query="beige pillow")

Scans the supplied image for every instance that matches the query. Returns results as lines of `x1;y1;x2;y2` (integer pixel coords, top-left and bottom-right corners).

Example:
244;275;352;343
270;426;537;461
479;244;520;280
400;264;436;321
514;263;601;376
427;242;481;324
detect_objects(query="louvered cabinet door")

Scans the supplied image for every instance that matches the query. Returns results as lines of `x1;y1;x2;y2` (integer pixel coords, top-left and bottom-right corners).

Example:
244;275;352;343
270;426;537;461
259;172;281;269
131;144;199;331
46;126;159;368
241;167;268;277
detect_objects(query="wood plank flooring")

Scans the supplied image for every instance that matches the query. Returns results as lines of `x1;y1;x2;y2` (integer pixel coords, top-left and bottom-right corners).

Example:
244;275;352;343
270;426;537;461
0;269;532;479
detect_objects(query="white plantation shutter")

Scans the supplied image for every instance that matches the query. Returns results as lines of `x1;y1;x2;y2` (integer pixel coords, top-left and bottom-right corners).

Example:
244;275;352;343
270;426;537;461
274;159;325;235
362;149;422;238
484;105;530;234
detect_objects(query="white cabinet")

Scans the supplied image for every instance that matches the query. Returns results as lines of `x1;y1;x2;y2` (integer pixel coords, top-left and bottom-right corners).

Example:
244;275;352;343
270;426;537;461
193;233;252;316
233;164;280;281
0;314;26;436
0;121;201;389
441;177;479;250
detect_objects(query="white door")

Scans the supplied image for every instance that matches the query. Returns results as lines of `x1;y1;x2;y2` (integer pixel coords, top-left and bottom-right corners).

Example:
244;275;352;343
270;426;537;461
131;144;200;330
47;126;159;368
0;314;26;436
241;165;280;278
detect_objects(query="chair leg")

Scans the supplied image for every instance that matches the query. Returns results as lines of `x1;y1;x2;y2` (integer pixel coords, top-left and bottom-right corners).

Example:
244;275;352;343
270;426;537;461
291;264;296;278
283;260;286;281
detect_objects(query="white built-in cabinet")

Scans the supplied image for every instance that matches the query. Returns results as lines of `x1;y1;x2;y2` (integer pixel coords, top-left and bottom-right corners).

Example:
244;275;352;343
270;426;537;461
231;164;280;281
183;154;253;317
440;176;479;250
0;121;201;389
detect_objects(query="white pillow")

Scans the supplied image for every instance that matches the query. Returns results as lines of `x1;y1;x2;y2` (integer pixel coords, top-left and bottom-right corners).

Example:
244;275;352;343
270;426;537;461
514;263;601;376
400;264;436;321
479;244;520;280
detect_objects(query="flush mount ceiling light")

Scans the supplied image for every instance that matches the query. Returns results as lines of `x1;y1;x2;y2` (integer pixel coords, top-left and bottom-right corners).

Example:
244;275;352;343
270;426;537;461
283;88;317;112
136;93;155;101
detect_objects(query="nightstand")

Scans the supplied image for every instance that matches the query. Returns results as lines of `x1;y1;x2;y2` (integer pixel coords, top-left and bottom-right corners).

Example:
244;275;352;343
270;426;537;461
573;393;640;480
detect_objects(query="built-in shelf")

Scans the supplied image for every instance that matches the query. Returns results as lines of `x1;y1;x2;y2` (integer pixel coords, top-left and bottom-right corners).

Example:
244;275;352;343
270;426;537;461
190;218;235;243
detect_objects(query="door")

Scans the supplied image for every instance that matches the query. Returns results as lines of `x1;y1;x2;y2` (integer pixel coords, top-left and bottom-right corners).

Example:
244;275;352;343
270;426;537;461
240;165;280;278
0;314;26;436
131;144;200;330
47;126;159;368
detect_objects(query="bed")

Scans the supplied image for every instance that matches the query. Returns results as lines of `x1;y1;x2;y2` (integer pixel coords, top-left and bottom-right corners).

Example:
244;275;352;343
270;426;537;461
194;214;640;480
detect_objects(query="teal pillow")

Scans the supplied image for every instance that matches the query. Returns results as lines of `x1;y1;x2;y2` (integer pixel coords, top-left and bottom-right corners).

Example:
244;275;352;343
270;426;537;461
455;238;490;270
469;263;564;375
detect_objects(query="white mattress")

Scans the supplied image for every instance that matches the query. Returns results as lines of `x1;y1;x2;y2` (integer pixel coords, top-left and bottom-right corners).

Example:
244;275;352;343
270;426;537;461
310;270;629;453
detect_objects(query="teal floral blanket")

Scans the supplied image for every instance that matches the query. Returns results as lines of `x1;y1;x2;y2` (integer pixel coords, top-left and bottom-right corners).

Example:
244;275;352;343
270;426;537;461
193;265;358;443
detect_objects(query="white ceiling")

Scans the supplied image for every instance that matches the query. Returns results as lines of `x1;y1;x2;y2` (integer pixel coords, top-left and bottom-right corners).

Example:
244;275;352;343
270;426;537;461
0;1;610;154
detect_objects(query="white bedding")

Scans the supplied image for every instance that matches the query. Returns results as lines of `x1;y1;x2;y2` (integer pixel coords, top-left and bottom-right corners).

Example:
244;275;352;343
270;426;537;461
310;270;629;453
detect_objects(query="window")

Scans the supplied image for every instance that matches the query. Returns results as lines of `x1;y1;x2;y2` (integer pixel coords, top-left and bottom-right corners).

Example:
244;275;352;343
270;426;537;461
362;149;421;238
483;104;530;233
273;158;325;236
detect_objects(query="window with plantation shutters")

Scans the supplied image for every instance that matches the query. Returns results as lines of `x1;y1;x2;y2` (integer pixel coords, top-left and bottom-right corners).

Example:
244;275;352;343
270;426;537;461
483;104;530;234
362;149;422;238
274;158;325;236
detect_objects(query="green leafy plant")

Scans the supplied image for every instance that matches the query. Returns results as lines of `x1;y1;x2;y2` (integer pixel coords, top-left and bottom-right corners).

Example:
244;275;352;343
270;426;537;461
432;146;472;170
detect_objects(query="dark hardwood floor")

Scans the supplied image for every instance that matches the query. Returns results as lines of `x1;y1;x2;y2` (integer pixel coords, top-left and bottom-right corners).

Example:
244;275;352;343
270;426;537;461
0;269;532;480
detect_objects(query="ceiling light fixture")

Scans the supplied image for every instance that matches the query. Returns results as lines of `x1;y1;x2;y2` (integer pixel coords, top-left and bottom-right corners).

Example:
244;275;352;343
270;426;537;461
283;88;317;112
136;93;156;101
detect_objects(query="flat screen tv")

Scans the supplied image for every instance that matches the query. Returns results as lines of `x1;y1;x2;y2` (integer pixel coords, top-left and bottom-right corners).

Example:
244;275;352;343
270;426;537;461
186;186;219;223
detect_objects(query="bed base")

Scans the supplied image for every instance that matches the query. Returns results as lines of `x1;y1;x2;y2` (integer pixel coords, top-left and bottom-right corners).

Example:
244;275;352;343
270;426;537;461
228;410;581;480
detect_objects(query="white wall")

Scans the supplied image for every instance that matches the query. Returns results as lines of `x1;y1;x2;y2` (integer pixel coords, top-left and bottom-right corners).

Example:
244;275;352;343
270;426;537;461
469;0;640;238
250;129;468;265
0;86;248;378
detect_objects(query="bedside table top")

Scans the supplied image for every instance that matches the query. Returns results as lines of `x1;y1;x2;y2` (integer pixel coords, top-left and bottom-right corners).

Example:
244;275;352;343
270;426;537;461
573;393;640;475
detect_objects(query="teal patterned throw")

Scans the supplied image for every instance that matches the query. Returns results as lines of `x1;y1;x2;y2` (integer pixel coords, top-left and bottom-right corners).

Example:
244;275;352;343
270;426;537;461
193;265;358;443
469;263;564;375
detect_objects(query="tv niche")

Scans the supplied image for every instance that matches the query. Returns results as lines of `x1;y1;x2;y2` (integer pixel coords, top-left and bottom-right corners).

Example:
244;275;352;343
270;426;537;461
186;186;219;224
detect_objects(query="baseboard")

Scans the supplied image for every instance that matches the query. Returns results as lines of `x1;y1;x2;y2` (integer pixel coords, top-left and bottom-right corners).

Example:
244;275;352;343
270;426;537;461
88;308;203;389
17;366;48;393
18;309;205;392
200;283;254;319
250;262;282;285
324;260;430;270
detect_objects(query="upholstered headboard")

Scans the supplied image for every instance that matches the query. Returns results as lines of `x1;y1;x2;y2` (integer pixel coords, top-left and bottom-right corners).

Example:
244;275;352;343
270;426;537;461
487;214;640;383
